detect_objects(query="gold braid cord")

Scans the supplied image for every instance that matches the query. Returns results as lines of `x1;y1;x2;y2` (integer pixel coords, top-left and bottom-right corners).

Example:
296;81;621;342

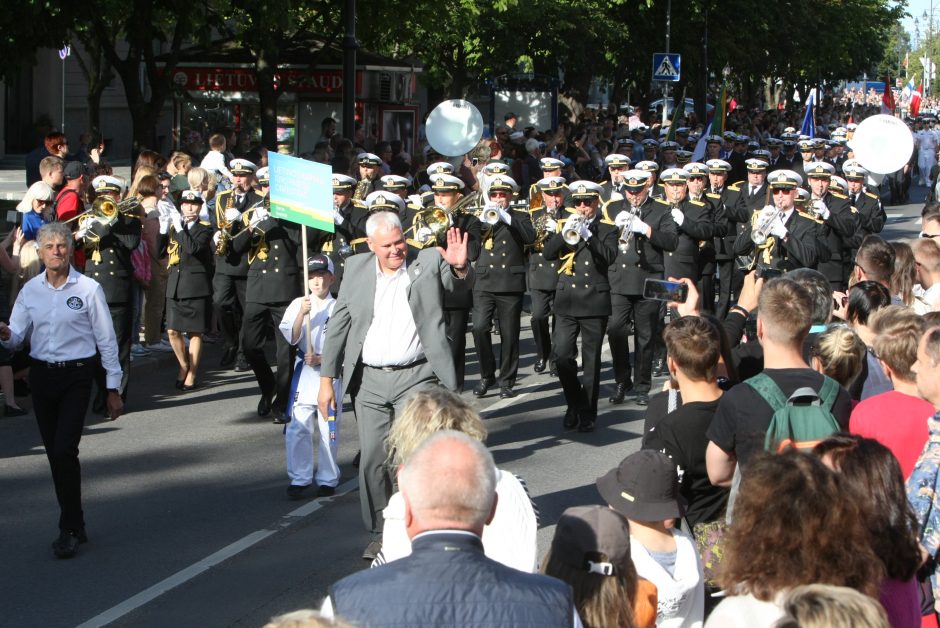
167;231;181;266
81;216;103;263
483;225;494;250
558;251;576;276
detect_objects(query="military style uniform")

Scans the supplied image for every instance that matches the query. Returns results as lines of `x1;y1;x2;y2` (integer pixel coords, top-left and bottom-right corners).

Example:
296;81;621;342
161;220;213;332
213;186;261;363
733;208;820;271
471;186;535;396
542;212;618;431
663;196;716;284
813;190;858;289
526;191;565;372
606;194;678;398
846;187;887;269
82;211;142;405
321;196;367;294
231;206;303;417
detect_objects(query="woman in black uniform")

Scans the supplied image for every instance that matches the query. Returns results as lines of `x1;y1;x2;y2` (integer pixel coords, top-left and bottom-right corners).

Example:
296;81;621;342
159;189;213;390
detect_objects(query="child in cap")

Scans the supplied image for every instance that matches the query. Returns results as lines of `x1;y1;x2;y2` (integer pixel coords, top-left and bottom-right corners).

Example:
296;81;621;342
597;450;704;628
542;505;658;628
278;254;342;499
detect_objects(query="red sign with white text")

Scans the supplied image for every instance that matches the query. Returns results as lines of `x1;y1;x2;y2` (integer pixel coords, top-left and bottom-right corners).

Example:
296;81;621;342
171;67;357;95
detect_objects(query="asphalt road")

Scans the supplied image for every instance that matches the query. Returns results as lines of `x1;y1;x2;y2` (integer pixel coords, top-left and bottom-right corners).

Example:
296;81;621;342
0;182;927;627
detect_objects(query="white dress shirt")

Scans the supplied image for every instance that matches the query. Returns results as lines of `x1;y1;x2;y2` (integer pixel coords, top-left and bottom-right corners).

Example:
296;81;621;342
360;260;424;367
2;267;122;388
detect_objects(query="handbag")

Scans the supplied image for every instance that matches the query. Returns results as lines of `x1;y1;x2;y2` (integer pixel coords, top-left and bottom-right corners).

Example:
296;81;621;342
131;241;151;285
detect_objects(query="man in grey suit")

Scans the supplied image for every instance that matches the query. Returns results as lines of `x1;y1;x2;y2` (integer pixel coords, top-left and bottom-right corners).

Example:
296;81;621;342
318;211;473;560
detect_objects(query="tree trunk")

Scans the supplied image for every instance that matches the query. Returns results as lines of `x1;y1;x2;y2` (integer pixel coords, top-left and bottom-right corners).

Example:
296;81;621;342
256;47;280;151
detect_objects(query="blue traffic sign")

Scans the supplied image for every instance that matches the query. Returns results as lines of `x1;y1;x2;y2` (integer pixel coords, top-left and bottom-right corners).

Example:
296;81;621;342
652;53;681;82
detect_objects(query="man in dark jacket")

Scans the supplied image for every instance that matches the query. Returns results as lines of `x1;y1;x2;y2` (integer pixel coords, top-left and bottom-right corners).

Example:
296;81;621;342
325;431;578;627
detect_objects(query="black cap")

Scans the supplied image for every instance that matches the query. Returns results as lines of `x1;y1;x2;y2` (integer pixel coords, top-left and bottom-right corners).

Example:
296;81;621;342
596;450;685;521
307;253;334;274
504;111;517;121
64;161;85;180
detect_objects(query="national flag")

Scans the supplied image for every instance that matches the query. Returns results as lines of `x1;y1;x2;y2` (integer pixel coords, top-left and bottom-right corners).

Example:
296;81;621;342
800;88;816;138
902;75;917;100
691;121;712;162
911;83;923;117
881;76;895;114
665;86;687;142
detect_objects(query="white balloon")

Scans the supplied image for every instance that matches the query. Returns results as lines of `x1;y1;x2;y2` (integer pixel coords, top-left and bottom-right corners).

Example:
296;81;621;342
425;99;484;157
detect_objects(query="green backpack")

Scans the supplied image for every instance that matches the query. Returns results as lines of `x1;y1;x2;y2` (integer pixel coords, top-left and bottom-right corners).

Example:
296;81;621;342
746;373;841;452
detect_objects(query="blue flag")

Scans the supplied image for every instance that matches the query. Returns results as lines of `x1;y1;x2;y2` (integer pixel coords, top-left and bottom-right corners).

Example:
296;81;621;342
800;88;816;138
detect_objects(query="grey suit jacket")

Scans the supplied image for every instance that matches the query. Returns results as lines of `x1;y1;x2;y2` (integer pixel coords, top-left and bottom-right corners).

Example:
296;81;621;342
320;247;474;396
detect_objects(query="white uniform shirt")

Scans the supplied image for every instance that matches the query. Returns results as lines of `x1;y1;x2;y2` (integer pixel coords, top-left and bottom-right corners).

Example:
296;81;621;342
278;294;337;405
2;267;122;388
360;260;424;367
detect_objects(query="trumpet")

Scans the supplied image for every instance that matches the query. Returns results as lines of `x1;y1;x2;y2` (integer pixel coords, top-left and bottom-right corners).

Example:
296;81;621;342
751;207;785;245
562;216;586;246
480;203;501;226
616;206;640;254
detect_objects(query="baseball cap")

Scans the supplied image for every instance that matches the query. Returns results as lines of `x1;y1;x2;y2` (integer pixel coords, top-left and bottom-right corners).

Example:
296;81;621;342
64;161;85;180
307;253;334;275
596;450;685;521
549;505;631;576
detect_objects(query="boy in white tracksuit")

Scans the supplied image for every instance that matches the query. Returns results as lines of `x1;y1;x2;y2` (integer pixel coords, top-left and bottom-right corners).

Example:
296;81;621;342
279;254;342;499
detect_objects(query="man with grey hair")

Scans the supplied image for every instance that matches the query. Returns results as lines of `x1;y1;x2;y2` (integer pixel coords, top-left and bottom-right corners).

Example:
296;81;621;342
319;211;473;559
0;223;123;559
324;431;578;627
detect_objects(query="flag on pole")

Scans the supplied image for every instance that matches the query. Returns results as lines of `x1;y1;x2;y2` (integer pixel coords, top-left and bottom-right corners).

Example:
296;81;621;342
911;83;923;117
665;86;687;142
903;75;917;100
713;82;728;136
881;76;895;114
800;88;816;138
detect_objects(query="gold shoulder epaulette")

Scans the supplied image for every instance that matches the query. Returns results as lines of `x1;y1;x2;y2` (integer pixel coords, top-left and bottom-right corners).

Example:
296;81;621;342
653;198;670;206
689;199;705;206
797;210;824;224
600;218;616;226
830;192;848;199
199;220;211;226
351;199;367;208
706;192;720;198
728;182;743;190
864;190;878;199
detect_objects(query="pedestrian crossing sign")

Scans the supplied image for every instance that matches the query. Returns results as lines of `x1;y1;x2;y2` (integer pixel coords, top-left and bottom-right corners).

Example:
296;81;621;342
652;53;681;82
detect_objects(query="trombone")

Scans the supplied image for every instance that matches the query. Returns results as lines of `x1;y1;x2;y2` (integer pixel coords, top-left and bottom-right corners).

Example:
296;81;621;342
65;195;142;226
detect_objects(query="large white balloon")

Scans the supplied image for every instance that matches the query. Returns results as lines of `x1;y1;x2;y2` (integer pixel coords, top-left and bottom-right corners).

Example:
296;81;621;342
848;114;914;174
425;100;484;157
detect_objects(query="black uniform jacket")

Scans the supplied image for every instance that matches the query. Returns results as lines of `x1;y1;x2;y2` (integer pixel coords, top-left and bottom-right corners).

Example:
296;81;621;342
542;217;618;317
83;213;141;304
160;220;213;299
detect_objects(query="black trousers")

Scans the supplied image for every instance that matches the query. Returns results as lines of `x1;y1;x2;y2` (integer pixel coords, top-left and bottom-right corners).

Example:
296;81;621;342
530;288;555;362
93;302;132;408
607;293;660;393
716;259;743;320
471;291;523;387
554;315;607;420
444;308;470;392
698;273;715;314
31;359;95;532
242;301;292;410
213;273;247;354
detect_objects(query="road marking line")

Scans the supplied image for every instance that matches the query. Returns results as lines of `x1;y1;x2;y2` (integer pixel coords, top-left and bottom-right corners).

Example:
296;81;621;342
886;213;903;218
76;477;359;627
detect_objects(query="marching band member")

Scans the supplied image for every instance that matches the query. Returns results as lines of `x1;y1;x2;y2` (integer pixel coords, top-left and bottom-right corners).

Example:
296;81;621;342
661;167;716;287
158;190;213;391
471;174;534;399
212;159;260;371
321;173;366;295
706;159;742;318
605;170;678;407
542;181;618;432
599;154;631;202
527;176;566;375
805;162;857;289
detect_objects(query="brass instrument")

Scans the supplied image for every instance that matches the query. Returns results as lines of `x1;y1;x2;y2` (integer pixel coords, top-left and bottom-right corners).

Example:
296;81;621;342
562;216;586;246
531;205;558;253
353;178;370;202
412;206;451;247
617;206;641;255
751;206;785;245
215;192;235;256
479;203;501;226
245;197;270;263
67;195;142;226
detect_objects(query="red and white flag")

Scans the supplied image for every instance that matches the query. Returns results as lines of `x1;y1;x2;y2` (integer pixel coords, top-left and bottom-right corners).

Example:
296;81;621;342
911;83;923;117
881;76;895;114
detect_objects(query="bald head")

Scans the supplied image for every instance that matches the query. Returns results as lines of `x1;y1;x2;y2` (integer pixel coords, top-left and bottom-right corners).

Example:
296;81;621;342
399;431;497;538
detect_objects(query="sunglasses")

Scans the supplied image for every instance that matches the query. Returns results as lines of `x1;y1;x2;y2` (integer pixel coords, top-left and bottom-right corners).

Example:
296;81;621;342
490;191;510;198
574;199;595;206
771;188;794;195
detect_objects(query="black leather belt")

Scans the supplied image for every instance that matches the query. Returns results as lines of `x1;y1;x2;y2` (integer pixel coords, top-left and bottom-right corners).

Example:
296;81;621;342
365;357;427;372
31;357;94;369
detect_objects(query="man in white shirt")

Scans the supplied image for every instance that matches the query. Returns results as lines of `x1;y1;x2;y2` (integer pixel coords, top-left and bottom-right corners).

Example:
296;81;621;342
318;212;472;560
0;223;123;559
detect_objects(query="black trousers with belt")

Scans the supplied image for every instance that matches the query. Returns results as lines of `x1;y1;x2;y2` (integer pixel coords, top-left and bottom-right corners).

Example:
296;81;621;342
242;301;292;410
553;315;607;420
471;291;523;387
31;358;95;532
